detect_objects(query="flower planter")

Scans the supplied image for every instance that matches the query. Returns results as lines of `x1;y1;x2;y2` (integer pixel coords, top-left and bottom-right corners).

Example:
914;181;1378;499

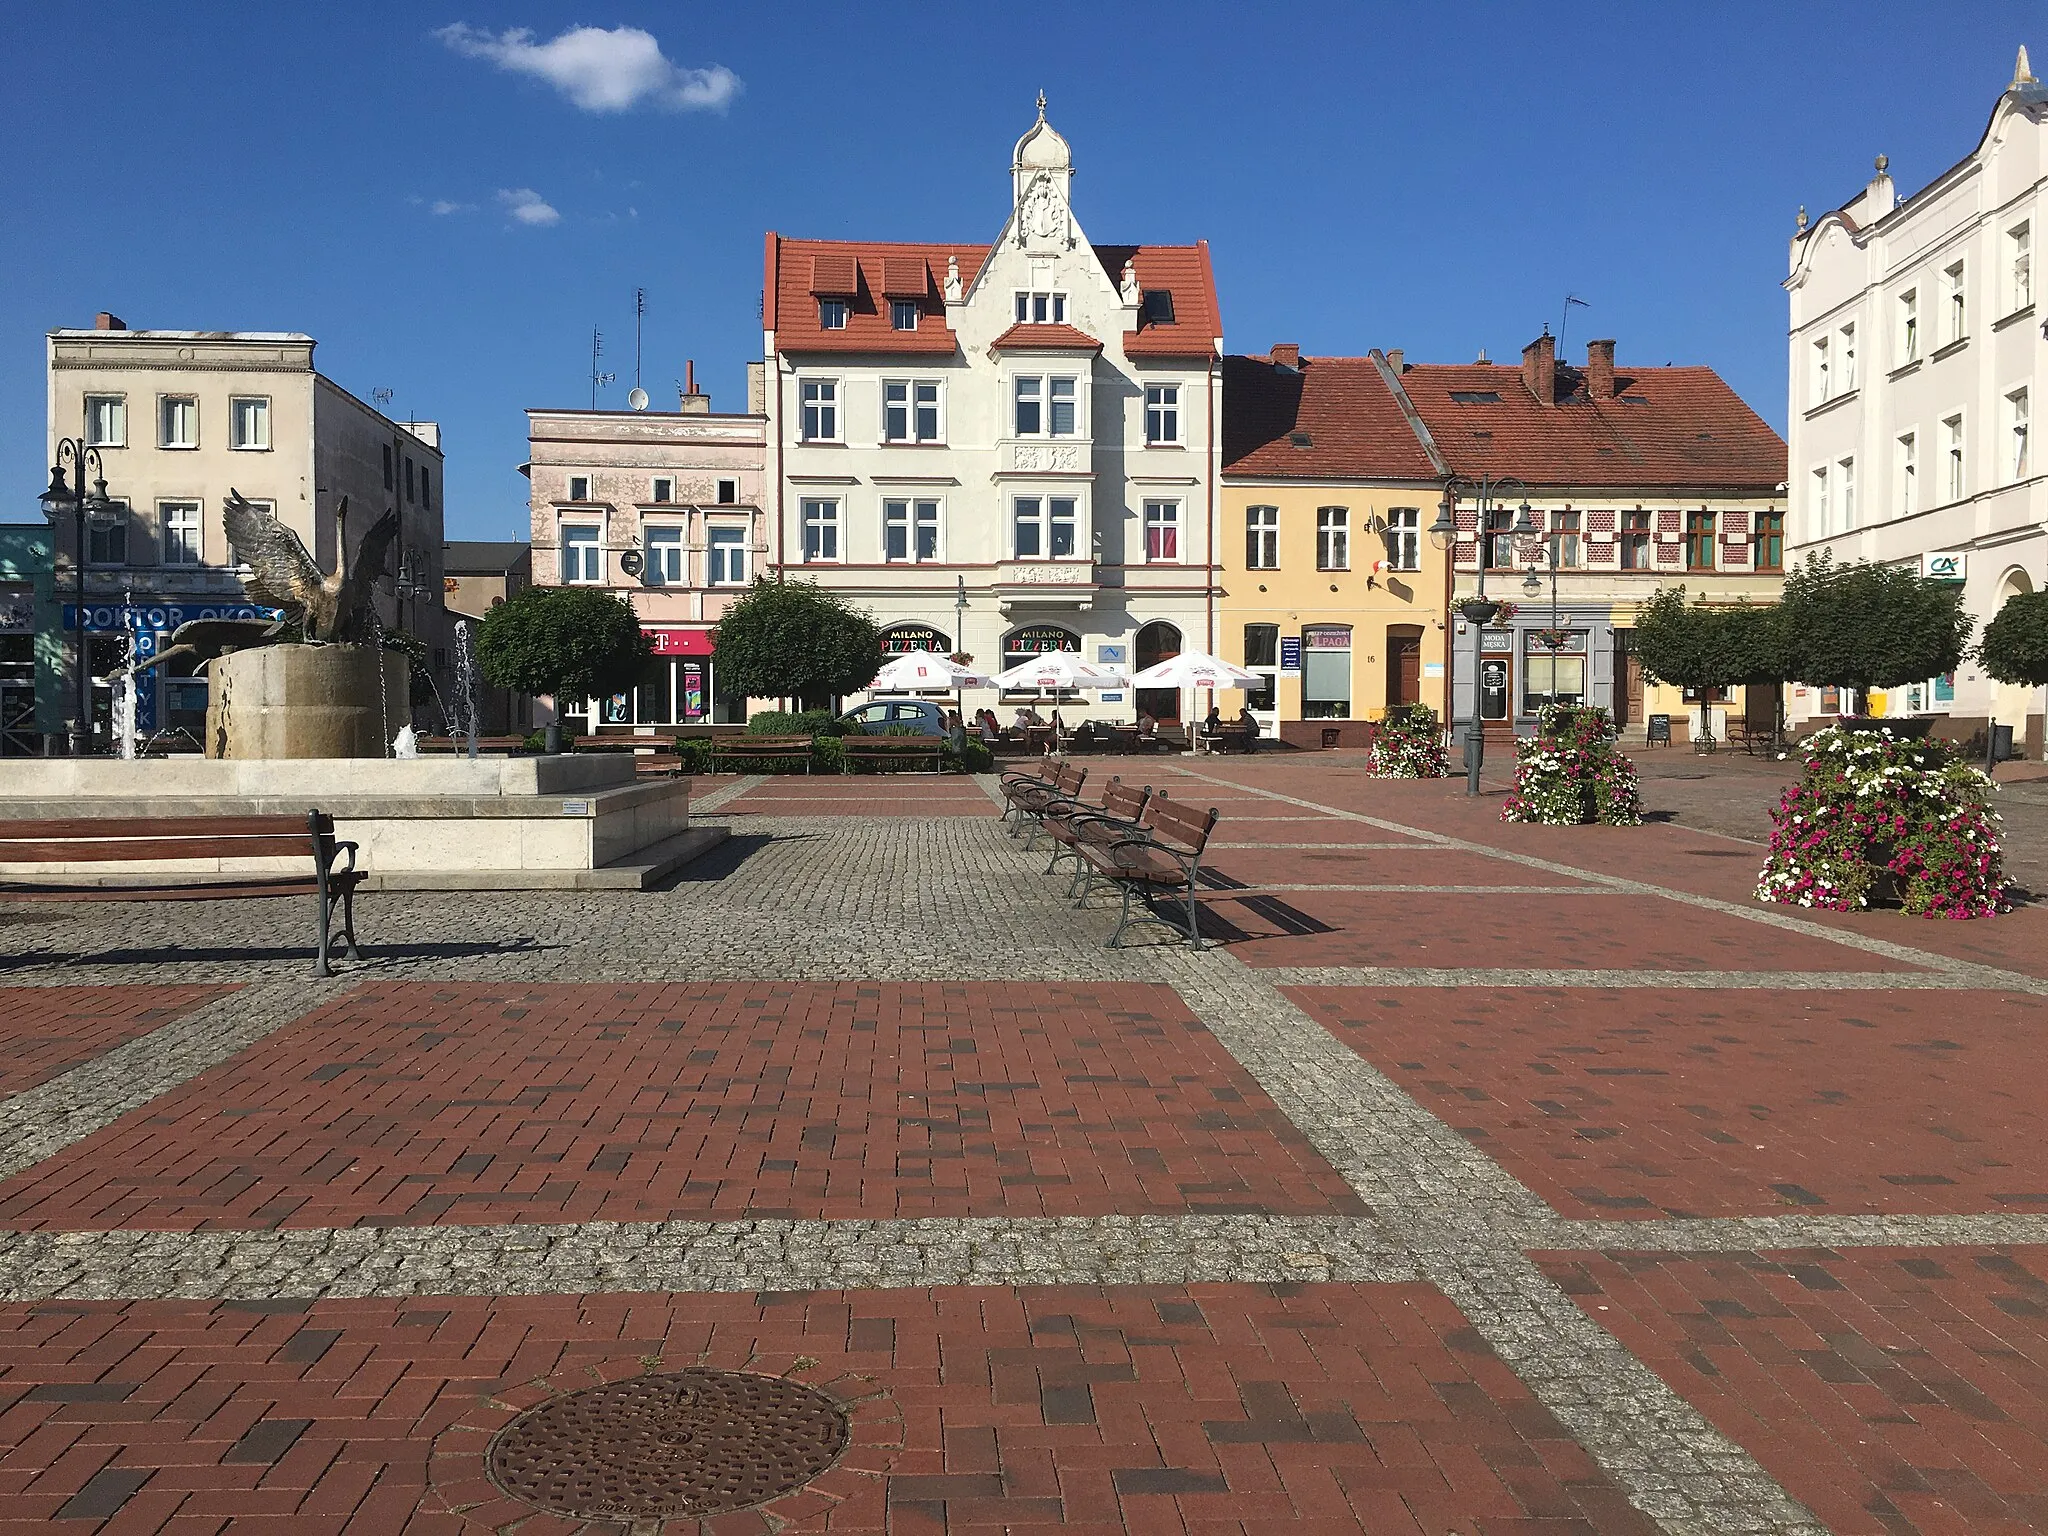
1840;716;1935;740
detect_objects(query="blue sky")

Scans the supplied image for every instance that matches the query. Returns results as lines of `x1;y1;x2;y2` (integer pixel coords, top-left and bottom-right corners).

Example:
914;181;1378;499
2;2;2041;540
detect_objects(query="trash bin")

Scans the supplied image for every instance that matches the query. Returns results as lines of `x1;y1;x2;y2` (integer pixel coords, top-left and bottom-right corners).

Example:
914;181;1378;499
1993;723;2016;763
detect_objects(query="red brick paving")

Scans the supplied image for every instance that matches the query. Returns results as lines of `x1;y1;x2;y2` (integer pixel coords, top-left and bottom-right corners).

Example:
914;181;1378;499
0;1282;1659;1534
1216;890;1908;972
1536;1247;2048;1535
1293;987;2048;1218
1200;846;1599;890
0;982;1363;1232
0;986;230;1098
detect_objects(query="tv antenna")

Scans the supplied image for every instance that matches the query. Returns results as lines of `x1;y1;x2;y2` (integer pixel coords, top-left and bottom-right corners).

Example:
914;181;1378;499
590;328;615;409
1560;294;1590;351
371;386;394;412
627;287;650;410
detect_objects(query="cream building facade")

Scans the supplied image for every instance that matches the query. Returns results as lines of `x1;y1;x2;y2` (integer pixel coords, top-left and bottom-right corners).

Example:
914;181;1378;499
44;314;445;742
762;99;1224;720
1786;50;2048;747
526;381;767;731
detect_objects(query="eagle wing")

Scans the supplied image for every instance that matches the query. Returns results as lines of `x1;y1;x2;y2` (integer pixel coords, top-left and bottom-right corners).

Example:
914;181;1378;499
334;507;402;643
222;490;323;618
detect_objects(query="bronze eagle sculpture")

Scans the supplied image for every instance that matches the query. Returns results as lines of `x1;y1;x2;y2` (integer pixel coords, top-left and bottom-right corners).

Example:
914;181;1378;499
223;490;400;644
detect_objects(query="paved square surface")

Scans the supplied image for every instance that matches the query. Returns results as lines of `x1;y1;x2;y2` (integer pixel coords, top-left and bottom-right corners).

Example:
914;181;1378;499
0;985;231;1097
1536;1247;2048;1535
721;778;997;818
0;982;1363;1231
1292;987;2048;1219
0;1282;1658;1535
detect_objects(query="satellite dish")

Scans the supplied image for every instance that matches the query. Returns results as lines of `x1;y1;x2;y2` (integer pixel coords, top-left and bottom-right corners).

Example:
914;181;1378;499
627;386;649;411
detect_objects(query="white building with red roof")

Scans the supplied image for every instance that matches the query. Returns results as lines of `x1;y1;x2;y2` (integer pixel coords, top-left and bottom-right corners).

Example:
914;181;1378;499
762;96;1223;722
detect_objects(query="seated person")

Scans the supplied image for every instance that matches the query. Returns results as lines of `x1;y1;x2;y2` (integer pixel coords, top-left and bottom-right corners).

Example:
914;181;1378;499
1236;705;1261;751
1135;711;1158;739
1013;705;1044;729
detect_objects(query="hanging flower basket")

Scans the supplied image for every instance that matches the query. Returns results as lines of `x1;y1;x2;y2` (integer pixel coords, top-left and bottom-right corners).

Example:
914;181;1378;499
1458;598;1501;625
1488;601;1520;627
1755;725;2008;918
1532;627;1572;651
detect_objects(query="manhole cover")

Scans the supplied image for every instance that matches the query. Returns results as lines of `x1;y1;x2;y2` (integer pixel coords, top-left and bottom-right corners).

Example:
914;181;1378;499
487;1370;849;1521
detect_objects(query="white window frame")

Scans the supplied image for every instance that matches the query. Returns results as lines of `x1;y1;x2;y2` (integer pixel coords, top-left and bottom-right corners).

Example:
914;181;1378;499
1049;376;1077;437
1809;336;1830;407
159;395;198;449
889;299;919;332
883;498;942;563
2012;222;2033;312
1838;322;1856;393
1245;505;1278;570
1386;507;1421;571
1944;413;1966;502
1142;499;1181;563
1549;508;1581;569
1839;455;1856;528
88;497;131;567
1144;383;1182;445
651;477;674;504
707;524;748;585
800;379;840;443
84;394;126;448
229;395;271;451
818;298;849;330
642;523;685;586
801;498;840;563
566;475;592;503
1810;465;1831;538
560;522;603;584
161;499;203;566
1012;495;1078;559
1896;431;1917;517
1316;506;1349;571
2008;386;2030;481
882;379;943;444
1014;291;1067;324
1898;288;1918;364
1945;260;1967;344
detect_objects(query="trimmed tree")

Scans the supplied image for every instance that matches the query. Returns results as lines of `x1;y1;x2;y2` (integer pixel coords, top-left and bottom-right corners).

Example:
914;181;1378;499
1779;552;1972;716
1978;589;2048;689
712;578;880;710
1634;586;1789;739
477;586;651;750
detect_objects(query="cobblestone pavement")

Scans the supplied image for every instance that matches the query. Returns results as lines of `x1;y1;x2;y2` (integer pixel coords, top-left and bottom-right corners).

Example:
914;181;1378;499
2;762;2047;1531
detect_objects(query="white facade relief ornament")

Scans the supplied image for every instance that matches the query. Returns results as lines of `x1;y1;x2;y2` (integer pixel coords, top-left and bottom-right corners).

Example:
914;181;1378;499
1007;564;1085;584
1018;174;1068;249
944;253;962;302
1121;259;1140;305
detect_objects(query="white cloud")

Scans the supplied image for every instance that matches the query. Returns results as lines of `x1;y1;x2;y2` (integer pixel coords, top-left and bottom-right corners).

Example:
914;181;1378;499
430;199;478;216
497;188;561;227
435;22;741;113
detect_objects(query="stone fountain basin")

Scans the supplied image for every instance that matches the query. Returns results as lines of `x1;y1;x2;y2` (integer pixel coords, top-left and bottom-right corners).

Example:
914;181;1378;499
0;756;723;890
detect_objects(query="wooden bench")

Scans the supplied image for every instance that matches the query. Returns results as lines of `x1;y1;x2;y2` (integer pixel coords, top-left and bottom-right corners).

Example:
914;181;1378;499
841;735;946;773
419;735;527;754
1041;776;1153;895
712;734;816;774
0;812;365;976
1001;759;1086;841
1075;793;1220;948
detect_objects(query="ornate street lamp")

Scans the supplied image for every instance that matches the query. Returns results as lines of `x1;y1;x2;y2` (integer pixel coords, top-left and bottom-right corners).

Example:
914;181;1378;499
1438;476;1531;795
40;439;117;756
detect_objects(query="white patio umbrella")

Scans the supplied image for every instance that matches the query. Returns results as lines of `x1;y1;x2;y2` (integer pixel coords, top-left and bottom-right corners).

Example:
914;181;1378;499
1128;649;1263;751
990;652;1129;691
869;649;996;691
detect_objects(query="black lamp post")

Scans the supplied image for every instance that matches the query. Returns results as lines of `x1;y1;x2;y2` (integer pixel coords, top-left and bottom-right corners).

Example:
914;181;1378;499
39;439;115;757
1434;475;1534;795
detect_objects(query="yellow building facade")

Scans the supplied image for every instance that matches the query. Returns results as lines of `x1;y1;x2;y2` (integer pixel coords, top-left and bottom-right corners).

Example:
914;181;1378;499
1219;351;1450;747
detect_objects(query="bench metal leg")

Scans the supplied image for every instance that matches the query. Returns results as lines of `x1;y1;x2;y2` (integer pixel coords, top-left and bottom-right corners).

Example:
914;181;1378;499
341;885;361;960
314;887;333;978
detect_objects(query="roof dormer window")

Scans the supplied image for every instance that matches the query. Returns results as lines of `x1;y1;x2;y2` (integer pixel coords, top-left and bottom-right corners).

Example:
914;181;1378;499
819;299;849;330
889;300;919;331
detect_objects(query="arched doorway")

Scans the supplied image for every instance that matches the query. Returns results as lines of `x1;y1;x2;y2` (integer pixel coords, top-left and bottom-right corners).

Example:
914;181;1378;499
1135;620;1182;721
1994;568;2036;743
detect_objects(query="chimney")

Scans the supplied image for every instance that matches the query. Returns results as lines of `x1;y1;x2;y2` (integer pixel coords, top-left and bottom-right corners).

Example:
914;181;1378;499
679;358;711;414
1269;343;1300;371
1384;348;1404;373
94;311;126;331
1585;338;1615;400
746;360;767;415
1521;330;1557;406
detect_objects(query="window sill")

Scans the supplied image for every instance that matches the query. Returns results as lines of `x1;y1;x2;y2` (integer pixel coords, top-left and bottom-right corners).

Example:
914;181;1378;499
877;440;946;448
1931;336;1970;362
1144;441;1186;450
229;445;273;453
1802;389;1859;421
158;444;199;452
798;439;846;447
1887;358;1922;381
1994;303;2036;332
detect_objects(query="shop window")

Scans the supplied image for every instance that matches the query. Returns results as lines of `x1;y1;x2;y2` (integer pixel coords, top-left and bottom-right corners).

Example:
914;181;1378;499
1301;625;1351;719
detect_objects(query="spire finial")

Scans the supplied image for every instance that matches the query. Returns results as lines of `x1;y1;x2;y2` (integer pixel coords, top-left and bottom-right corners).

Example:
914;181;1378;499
1874;153;1889;174
1796;204;1809;233
2016;44;2036;88
1036;89;1047;121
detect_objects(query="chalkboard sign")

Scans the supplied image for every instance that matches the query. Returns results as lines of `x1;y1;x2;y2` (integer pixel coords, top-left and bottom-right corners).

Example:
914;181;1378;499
1646;713;1672;745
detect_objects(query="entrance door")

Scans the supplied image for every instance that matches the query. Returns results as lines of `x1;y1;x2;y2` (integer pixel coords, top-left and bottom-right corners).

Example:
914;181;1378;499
1134;620;1182;721
1478;657;1511;723
1616;645;1644;729
0;682;34;757
1385;629;1421;708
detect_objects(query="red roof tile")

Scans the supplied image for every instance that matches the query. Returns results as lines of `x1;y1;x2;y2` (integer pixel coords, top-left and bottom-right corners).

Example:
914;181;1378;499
1397;358;1786;490
764;235;1220;359
1222;354;1441;481
989;322;1103;352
